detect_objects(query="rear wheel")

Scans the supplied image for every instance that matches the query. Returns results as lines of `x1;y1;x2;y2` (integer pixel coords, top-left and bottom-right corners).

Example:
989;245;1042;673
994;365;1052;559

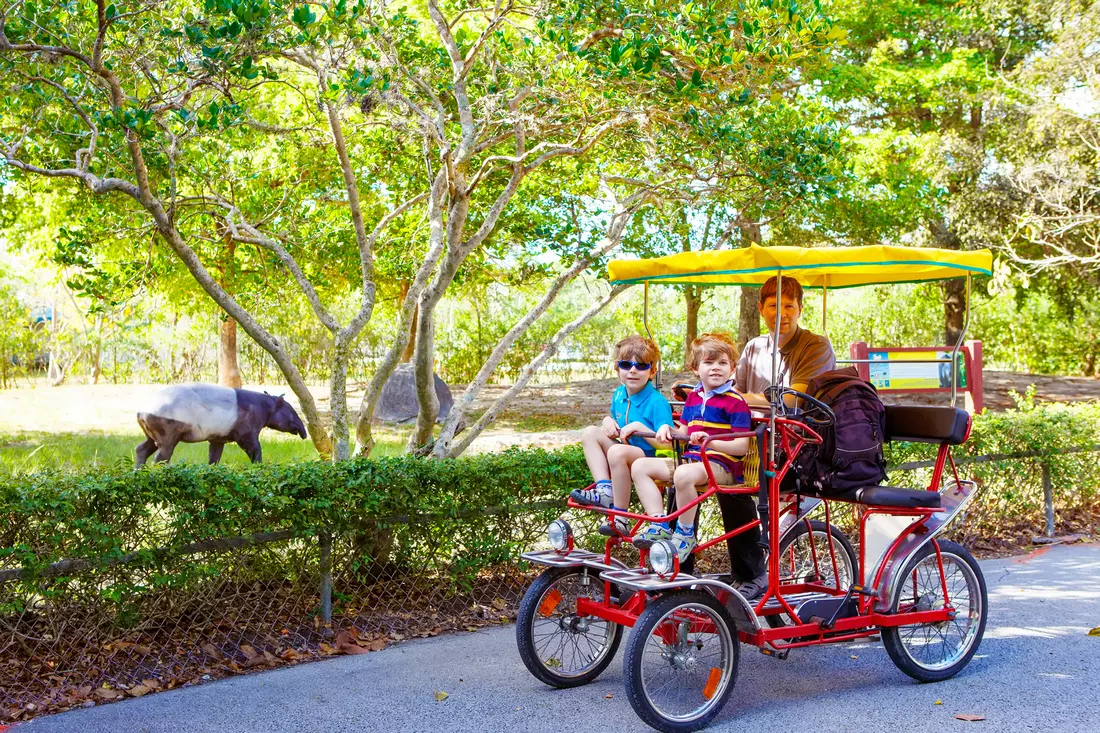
881;540;987;682
766;520;857;629
516;566;623;688
623;591;739;733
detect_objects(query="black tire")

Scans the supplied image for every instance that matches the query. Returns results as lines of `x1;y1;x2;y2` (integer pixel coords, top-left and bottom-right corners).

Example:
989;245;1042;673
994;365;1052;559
766;520;857;629
516;566;623;688
881;540;988;682
624;591;740;733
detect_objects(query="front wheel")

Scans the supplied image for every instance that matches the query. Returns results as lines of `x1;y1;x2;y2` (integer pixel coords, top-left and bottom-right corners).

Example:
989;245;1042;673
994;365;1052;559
623;591;739;733
516;566;623;688
881;540;988;682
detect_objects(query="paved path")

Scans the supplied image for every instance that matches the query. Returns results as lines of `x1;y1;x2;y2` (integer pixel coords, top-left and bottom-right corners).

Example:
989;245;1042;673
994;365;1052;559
20;544;1100;733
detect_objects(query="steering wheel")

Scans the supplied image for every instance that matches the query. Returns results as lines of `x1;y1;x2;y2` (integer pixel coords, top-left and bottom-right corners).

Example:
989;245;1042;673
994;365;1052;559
763;385;836;427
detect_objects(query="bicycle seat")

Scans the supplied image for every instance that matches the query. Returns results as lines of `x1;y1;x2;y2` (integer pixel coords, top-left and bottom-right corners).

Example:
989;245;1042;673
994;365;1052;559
884;405;970;445
810;485;942;508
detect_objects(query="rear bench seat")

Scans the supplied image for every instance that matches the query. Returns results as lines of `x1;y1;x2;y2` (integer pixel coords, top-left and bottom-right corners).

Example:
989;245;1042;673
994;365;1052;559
801;406;971;508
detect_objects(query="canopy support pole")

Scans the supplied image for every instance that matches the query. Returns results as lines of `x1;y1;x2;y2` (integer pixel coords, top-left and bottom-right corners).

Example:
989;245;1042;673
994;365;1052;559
821;282;828;336
950;275;972;405
644;282;660;388
769;270;781;467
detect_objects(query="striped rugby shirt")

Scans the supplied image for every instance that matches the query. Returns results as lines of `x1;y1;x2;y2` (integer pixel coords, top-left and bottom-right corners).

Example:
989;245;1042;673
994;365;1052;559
680;380;752;479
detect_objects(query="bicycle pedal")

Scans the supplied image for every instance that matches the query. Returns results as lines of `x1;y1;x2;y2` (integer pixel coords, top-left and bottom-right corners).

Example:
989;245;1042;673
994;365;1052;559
850;584;878;599
759;647;790;660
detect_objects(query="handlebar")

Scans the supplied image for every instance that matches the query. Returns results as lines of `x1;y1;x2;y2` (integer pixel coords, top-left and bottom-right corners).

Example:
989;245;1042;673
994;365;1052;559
763;385;836;427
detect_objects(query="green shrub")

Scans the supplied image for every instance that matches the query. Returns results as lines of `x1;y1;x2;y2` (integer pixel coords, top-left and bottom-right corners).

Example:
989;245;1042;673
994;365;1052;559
0;446;589;585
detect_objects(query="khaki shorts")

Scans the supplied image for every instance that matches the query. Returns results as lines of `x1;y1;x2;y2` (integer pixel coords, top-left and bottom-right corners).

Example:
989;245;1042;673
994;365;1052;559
661;458;736;488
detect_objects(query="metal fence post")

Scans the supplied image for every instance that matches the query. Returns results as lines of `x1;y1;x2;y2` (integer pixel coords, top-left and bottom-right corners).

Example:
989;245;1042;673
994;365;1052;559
1042;462;1055;538
319;531;333;627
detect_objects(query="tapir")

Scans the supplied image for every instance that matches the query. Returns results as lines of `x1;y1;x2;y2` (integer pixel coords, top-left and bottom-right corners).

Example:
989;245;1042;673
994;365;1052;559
135;384;307;466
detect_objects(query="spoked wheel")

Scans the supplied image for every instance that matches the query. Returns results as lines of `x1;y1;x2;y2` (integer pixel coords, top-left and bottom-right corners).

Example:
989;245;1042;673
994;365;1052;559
624;591;739;733
516;566;623;688
767;520;857;629
881;540;988;682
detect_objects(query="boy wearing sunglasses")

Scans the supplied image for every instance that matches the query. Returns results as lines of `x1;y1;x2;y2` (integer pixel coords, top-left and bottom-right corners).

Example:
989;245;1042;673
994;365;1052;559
571;335;673;537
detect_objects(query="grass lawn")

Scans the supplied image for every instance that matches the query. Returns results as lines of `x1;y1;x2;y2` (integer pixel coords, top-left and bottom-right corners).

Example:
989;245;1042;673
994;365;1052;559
0;431;408;474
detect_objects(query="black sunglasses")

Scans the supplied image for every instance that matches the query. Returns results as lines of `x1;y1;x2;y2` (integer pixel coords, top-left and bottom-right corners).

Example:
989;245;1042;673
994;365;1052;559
617;360;652;371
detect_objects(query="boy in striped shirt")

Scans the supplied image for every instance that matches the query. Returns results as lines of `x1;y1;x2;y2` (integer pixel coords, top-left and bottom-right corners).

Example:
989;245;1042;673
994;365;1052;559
630;333;752;562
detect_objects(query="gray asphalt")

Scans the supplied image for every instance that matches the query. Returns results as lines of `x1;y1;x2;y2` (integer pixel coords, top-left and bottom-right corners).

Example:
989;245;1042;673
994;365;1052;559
20;543;1100;733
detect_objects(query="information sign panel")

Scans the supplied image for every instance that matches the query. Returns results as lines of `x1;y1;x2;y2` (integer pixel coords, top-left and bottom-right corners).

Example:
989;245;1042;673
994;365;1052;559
867;350;967;391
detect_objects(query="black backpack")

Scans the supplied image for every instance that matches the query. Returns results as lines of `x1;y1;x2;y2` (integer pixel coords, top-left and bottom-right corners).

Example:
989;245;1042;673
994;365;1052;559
792;367;887;493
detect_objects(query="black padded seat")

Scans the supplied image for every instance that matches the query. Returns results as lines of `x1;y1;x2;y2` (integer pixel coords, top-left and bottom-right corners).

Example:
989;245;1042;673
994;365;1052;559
884;405;970;445
818;485;942;508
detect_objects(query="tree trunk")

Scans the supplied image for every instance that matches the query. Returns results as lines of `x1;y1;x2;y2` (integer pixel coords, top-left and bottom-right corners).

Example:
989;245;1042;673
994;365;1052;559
407;299;440;453
218;318;243;388
736;220;762;350
684;286;701;368
402;303;418;362
329;340;351;461
929;218;965;346
943;279;966;346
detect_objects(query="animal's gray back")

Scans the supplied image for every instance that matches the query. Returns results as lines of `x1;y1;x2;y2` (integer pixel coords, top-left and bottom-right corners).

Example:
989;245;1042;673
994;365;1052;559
140;384;239;440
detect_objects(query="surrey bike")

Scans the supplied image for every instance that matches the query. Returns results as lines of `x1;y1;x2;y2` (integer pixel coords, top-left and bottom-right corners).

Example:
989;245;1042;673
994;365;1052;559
515;245;992;733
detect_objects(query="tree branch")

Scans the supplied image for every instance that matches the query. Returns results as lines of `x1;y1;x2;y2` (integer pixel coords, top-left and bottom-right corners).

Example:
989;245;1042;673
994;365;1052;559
448;284;630;457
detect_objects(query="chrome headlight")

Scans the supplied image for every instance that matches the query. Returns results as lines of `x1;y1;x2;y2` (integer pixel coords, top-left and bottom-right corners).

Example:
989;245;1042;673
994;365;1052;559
649;539;677;576
548;519;573;553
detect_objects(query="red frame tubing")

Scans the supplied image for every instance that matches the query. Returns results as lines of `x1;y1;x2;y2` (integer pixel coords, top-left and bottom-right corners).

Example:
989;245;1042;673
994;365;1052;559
559;414;967;652
576;590;647;628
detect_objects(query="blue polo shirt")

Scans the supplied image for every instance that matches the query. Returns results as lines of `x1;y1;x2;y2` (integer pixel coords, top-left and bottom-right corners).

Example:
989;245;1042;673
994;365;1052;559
610;381;674;456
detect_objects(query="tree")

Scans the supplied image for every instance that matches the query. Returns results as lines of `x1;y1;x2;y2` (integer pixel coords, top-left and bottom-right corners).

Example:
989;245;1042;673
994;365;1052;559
1;0;840;460
811;0;1050;345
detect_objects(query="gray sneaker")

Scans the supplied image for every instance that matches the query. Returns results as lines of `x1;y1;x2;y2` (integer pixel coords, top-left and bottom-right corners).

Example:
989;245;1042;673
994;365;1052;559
570;485;613;508
598;515;631;538
735;572;769;601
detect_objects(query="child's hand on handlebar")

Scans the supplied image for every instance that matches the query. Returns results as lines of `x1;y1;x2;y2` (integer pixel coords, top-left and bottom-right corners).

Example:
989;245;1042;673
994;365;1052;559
688;430;709;445
601;416;620;439
655;424;673;443
619;421;652;442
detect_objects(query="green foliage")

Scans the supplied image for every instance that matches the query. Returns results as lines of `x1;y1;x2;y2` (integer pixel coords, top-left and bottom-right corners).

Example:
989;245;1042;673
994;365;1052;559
0;446;590;602
884;396;1100;542
0;273;46;387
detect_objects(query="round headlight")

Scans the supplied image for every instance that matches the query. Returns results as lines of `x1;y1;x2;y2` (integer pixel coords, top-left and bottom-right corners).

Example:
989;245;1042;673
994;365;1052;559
649;539;677;576
548;519;573;553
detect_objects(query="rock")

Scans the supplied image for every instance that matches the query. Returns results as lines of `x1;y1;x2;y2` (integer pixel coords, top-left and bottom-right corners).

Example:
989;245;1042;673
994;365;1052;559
375;364;453;424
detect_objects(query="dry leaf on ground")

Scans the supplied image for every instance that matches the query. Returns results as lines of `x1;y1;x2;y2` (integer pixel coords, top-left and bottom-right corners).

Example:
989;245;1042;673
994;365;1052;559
954;714;986;722
434;691;449;702
1088;627;1100;636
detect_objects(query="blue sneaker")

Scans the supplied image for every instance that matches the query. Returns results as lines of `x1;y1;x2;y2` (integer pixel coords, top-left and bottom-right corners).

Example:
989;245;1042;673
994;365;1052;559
632;523;673;549
570;485;613;508
671;527;698;564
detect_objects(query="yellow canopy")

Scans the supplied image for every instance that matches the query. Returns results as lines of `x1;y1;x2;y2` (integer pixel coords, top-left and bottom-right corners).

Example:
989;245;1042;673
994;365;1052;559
608;244;993;288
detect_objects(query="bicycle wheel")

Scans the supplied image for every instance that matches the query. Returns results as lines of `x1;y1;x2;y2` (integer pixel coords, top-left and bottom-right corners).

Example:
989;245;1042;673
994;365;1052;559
623;591;739;733
881;540;988;682
516;566;623;688
767;520;857;629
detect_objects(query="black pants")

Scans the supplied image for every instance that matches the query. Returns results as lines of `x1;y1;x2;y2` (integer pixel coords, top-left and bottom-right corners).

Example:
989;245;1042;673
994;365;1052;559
678;493;765;581
716;493;766;581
